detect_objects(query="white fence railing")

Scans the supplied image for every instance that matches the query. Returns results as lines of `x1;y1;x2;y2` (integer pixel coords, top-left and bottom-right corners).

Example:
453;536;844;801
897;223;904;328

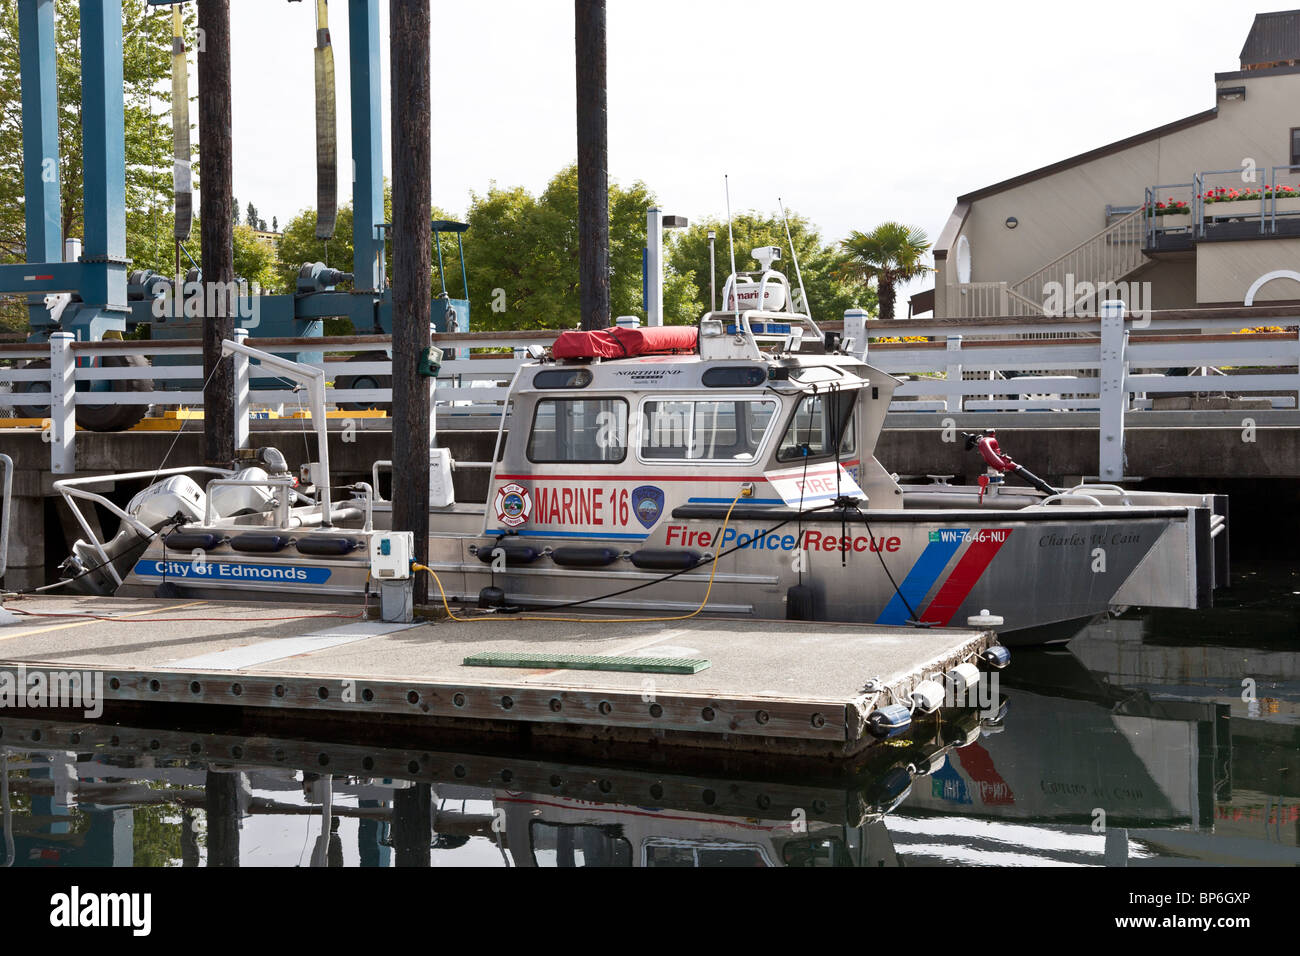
1;311;1298;480
945;281;1045;318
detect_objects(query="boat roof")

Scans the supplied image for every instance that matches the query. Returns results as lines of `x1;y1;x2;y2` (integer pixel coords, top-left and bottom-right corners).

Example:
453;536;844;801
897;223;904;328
517;347;891;395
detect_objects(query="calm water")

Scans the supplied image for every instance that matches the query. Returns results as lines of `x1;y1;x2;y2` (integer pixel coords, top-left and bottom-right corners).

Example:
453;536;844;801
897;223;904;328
1;562;1296;867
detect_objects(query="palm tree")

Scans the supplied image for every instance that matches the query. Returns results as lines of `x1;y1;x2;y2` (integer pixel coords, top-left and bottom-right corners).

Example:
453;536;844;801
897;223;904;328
837;223;932;320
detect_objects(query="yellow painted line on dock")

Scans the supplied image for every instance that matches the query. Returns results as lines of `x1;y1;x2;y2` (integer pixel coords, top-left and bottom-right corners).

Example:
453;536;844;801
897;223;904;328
0;601;210;641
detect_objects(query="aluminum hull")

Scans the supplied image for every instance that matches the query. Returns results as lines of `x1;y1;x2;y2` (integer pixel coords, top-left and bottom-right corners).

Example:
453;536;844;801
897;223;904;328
120;499;1215;646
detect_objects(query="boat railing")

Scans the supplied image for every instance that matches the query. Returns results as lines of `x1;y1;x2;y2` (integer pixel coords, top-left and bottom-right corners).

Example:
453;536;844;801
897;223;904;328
368;458;491;506
1064;483;1135;506
52;466;235;586
1030;493;1106;509
700;308;826;357
202;477;297;529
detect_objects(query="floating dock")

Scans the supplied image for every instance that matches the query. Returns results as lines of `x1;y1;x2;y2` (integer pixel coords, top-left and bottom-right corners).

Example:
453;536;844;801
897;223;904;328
0;596;1002;759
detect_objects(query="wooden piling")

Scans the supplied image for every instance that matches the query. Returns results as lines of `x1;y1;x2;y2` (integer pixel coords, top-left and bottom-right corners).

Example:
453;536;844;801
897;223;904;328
575;0;610;331
197;0;235;468
389;0;433;604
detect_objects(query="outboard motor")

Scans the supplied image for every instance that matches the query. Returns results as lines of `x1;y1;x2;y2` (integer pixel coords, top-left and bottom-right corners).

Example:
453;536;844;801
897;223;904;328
210;447;295;519
60;475;207;594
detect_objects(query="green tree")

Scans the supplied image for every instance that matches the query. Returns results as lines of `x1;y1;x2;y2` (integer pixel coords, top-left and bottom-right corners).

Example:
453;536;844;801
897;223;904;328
276;185;460;332
669;211;875;323
837;222;932;321
0;0;192;332
462;164;697;331
232;224;274;291
275;182;425;295
132;799;185;868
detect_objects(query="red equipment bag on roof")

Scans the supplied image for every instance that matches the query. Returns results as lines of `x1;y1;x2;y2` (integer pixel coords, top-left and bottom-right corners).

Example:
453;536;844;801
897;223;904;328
552;325;698;359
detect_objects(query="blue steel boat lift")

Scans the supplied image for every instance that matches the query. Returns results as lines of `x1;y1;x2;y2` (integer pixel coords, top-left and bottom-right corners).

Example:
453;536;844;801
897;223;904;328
3;0;467;428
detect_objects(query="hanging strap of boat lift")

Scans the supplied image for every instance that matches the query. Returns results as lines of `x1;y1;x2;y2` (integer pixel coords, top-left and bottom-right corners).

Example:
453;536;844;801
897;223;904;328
171;4;192;248
313;0;338;241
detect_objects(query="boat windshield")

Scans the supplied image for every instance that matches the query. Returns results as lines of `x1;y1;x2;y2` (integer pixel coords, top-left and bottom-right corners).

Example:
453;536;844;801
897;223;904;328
776;391;856;462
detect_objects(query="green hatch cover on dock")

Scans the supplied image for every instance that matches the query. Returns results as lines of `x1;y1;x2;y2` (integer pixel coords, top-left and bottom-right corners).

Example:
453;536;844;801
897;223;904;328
462;652;711;675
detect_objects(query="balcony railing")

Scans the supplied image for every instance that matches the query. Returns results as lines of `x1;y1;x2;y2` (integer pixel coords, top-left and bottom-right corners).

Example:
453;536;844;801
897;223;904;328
1146;165;1300;248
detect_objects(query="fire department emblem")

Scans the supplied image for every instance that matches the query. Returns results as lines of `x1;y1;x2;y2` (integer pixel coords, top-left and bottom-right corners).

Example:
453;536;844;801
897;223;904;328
632;485;665;529
494;483;532;528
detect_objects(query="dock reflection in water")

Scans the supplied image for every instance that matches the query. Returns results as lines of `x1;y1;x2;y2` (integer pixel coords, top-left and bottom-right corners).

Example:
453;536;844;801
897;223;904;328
0;708;991;868
0;564;1296;867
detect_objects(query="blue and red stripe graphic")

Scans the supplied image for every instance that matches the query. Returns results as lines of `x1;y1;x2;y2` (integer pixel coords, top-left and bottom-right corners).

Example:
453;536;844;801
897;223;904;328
875;529;1011;626
875;530;968;625
919;530;1011;625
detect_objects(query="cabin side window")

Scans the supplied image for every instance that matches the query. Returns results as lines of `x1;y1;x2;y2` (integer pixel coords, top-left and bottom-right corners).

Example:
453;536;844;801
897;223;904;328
638;399;777;462
526;398;628;464
776;392;856;462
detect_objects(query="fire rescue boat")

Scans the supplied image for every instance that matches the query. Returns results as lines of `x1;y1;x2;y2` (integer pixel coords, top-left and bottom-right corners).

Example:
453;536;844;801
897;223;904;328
52;254;1228;645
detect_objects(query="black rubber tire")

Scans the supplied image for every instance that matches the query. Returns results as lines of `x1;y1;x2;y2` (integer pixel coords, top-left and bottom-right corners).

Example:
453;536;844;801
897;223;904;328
14;355;151;431
334;350;391;412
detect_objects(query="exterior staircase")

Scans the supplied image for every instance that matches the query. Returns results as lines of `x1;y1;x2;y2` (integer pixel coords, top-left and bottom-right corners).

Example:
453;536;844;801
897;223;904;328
949;207;1149;318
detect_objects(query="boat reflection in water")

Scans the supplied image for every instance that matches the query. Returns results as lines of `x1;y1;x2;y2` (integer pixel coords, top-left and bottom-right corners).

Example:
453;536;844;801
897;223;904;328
1;572;1295;867
0;706;990;868
896;563;1300;866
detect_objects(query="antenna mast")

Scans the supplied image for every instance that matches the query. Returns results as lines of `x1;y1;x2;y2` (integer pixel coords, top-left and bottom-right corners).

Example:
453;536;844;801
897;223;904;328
725;175;738;308
779;197;812;320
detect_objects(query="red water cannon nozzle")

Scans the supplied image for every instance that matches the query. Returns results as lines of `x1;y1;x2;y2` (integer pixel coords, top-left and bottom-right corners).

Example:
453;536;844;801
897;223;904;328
962;430;1015;473
961;430;1059;497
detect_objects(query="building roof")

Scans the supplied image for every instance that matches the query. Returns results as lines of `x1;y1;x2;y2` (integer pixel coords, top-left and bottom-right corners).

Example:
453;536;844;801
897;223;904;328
954;109;1219;205
1240;9;1300;68
908;287;935;317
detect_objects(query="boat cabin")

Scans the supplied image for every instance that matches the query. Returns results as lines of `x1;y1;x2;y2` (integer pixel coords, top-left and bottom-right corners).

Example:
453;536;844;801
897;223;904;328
483;294;906;542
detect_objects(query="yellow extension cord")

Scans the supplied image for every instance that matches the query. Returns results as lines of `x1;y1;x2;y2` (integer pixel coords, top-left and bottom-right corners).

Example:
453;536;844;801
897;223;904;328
412;491;744;625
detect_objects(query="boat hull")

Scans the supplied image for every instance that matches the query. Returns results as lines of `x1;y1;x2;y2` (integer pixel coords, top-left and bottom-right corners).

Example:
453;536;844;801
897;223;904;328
419;504;1214;643
115;503;1216;648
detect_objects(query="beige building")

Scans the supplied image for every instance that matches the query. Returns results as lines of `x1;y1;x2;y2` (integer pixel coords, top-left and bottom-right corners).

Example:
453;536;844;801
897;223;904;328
920;10;1300;319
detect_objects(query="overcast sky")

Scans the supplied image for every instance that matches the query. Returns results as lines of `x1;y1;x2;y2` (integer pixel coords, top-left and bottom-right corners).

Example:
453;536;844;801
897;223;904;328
227;0;1261;314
